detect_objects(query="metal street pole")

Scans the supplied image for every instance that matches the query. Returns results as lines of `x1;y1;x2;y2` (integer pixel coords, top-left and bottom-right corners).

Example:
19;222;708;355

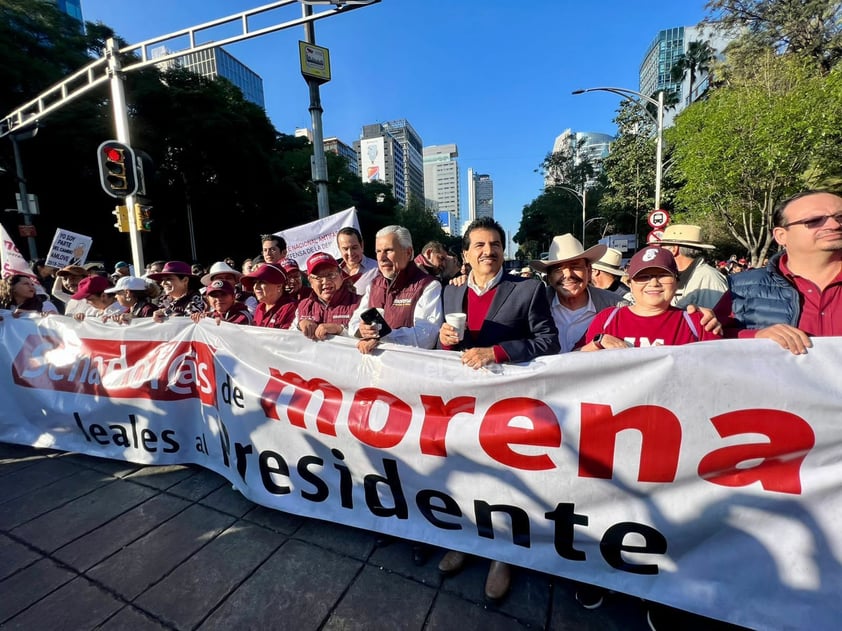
301;3;330;218
9;131;38;260
572;86;664;210
555;185;586;244
106;38;145;273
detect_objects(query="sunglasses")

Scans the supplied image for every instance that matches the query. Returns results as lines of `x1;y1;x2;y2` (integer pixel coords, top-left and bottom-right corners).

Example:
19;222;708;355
782;212;842;229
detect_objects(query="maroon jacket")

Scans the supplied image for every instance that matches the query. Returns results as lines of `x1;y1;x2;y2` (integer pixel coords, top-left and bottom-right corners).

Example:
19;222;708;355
297;285;361;327
367;261;436;329
210;301;253;325
254;296;297;329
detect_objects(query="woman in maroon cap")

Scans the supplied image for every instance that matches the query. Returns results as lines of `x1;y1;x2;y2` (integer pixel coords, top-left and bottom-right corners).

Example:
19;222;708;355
241;263;297;328
191;280;252;326
147;261;205;321
279;258;312;303
581;247;721;350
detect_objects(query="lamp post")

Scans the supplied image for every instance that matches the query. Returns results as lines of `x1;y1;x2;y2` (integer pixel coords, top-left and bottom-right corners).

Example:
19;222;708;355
572;86;664;210
300;1;379;218
554;185;587;244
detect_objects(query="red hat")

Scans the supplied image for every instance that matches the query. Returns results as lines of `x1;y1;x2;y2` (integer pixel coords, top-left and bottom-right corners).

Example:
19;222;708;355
627;247;678;279
71;275;112;300
279;258;300;274
306;252;340;276
147;261;196;281
206;279;236;296
241;263;287;291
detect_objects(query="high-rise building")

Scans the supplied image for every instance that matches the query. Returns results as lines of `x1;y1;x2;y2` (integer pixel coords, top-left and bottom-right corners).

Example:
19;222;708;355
639;24;731;127
423;144;460;234
354;125;406;205
54;0;83;22
324;137;359;177
467;168;493;229
151;46;266;109
545;129;614;188
381;119;425;206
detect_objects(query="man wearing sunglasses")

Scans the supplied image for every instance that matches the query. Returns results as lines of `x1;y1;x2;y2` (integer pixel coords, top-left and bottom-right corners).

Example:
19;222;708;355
715;190;842;353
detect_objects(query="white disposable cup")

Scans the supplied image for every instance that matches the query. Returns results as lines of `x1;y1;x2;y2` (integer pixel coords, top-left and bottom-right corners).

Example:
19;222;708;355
445;312;467;341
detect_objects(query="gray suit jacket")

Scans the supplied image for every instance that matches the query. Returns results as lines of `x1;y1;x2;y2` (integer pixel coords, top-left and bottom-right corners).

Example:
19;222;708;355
440;276;560;363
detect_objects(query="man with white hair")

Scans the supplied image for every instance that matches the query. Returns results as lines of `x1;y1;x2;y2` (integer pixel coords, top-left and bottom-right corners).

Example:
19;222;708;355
348;225;443;353
656;224;727;309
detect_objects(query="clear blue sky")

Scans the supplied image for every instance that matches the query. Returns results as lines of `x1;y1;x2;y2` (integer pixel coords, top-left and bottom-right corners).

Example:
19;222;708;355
81;0;708;246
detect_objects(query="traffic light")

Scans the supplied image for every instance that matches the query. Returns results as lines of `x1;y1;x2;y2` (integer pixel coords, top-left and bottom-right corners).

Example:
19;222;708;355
113;205;130;232
134;204;153;232
97;140;138;198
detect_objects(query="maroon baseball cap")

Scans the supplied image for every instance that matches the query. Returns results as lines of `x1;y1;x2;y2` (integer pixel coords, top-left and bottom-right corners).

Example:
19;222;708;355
147;260;196;281
306;252;340;276
71;275;112;300
206;279;236;296
279;258;300;274
627;247;678;279
241;263;288;291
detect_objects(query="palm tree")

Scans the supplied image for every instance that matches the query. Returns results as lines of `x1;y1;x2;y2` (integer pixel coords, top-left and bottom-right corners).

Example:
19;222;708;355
670;40;714;104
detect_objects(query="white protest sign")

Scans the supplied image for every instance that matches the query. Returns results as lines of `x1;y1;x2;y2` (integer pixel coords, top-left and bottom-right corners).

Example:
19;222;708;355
276;207;359;267
46;228;92;268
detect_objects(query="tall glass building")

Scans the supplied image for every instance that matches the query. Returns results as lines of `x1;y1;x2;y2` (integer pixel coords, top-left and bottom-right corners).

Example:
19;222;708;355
467;168;494;225
639;27;685;105
151;46;265;109
423;144;460;233
381;119;425;207
54;0;83;22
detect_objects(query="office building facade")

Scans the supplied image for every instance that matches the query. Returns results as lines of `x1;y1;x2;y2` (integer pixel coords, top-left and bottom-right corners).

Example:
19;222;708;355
639;24;731;126
545;129;613;188
423;144;460;234
380;119;425;206
54;0;83;22
355;125;406;205
151;46;266;109
324;137;359;177
467;168;494;229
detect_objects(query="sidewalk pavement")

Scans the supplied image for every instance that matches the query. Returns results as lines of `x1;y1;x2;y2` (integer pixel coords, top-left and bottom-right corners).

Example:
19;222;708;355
0;442;664;630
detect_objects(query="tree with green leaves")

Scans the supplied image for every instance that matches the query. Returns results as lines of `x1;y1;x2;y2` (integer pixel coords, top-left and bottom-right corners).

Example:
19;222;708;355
706;0;842;73
670;40;715;101
668;51;842;265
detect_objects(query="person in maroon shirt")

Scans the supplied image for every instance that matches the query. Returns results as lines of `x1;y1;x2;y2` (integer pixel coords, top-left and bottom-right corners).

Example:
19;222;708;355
714;190;842;354
295;252;361;340
241;263;296;329
581;246;720;350
191;280;253;326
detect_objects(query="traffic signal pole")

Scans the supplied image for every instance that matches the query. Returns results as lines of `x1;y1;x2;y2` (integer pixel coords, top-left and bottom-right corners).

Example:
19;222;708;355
106;38;144;273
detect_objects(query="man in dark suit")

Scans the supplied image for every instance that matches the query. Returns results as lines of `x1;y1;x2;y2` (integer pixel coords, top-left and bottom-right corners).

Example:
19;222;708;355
438;217;559;368
436;216;559;600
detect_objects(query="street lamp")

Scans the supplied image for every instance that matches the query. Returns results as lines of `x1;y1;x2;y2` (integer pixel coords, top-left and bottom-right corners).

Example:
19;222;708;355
554;185;587;244
300;1;380;218
572;86;664;210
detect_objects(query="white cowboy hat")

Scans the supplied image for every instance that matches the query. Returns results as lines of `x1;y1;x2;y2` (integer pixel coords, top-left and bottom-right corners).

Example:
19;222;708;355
591;247;625;276
656;224;715;250
201;261;243;286
530;234;607;273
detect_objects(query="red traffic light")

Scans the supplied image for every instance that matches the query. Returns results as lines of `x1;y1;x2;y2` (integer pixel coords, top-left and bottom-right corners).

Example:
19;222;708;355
105;147;122;162
97;140;138;198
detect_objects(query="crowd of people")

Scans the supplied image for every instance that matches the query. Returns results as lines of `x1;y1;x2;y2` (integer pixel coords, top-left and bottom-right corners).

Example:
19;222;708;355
2;189;841;628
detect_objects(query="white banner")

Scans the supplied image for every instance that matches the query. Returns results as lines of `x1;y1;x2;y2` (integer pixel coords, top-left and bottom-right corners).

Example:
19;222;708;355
46;228;92;268
0;224;45;294
276;207;359;267
0;312;840;630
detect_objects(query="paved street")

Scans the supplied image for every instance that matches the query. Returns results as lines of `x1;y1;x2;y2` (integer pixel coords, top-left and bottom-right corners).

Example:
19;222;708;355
1;442;726;630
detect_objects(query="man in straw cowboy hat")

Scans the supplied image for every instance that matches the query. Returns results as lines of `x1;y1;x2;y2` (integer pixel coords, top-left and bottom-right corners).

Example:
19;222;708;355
590;247;630;299
655;224;727;309
531;234;627;353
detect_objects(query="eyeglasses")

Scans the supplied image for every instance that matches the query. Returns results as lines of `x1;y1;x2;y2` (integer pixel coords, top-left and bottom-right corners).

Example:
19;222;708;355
631;273;676;284
782;212;842;229
309;272;340;283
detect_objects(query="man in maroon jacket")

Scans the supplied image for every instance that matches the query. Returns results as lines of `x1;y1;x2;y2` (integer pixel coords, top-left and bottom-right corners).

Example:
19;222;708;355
349;225;443;354
295;252;361;340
